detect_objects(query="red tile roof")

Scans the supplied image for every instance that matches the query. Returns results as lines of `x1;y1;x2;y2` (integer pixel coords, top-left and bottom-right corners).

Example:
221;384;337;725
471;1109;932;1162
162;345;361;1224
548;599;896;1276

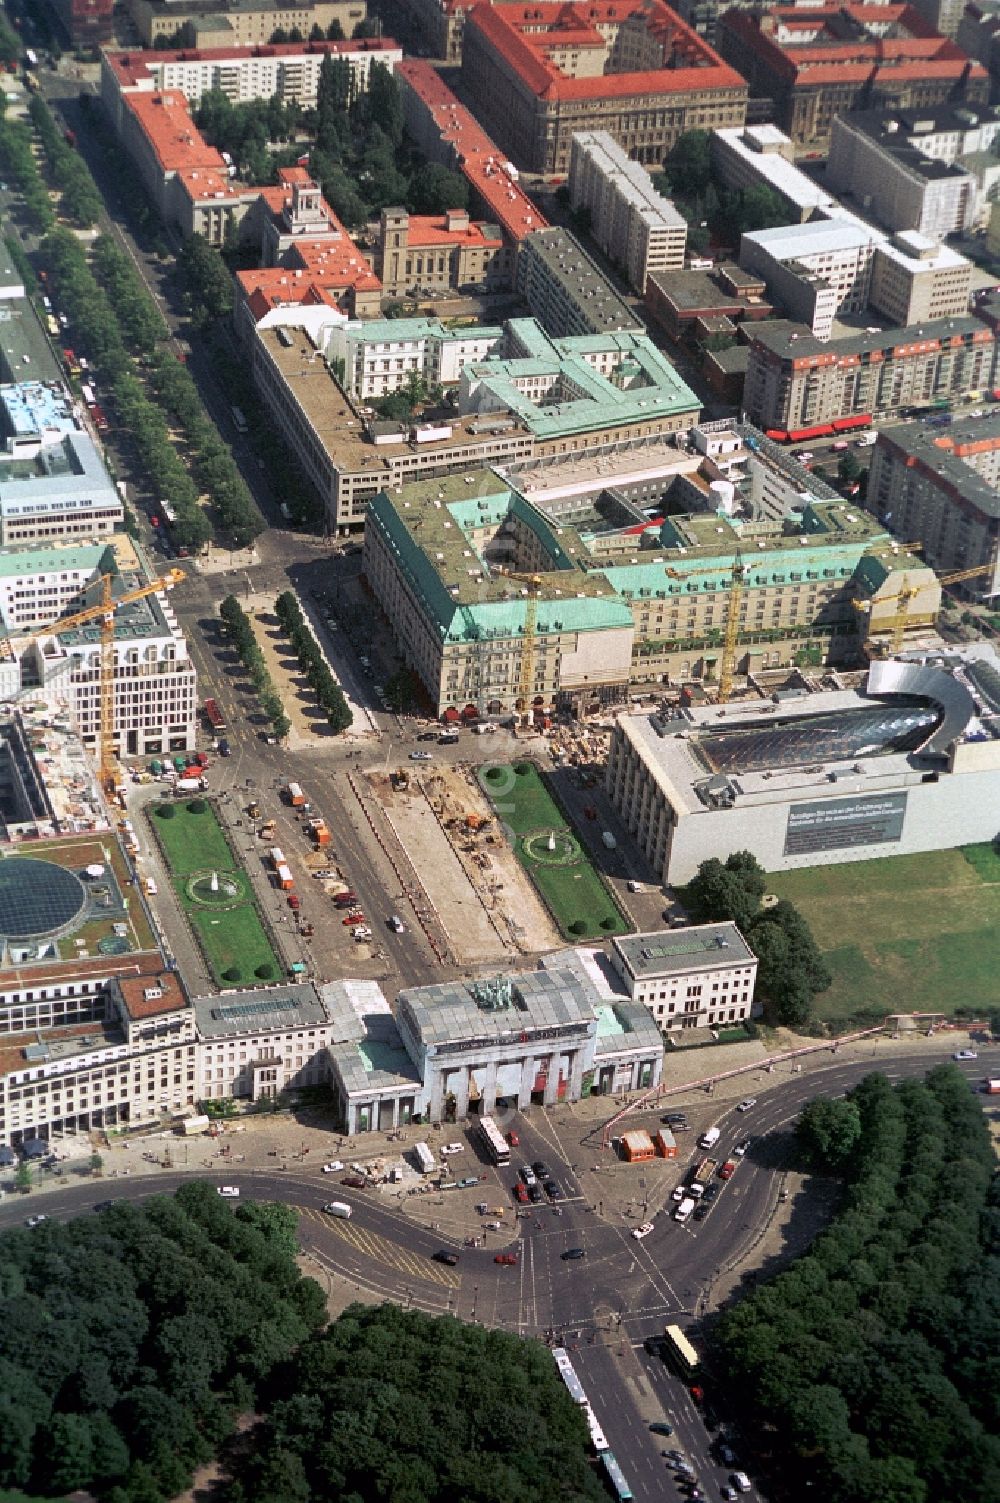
396;61;548;245
466;0;745;102
403;214;503;249
125;89;226;174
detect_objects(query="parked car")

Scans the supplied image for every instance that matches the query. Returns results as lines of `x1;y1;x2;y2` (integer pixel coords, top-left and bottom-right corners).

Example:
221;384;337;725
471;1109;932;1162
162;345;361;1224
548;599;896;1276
340;1174;368;1189
545;1181;564;1201
440;1142;464;1156
661;1112;688;1125
693;1203;710;1221
632;1221;655;1240
513;1182;529;1204
520;1165;537;1186
409;751;433;761
532;1160;550;1177
417;731;437;741
321;1160;345;1173
528;1184;544;1203
343;914;367;927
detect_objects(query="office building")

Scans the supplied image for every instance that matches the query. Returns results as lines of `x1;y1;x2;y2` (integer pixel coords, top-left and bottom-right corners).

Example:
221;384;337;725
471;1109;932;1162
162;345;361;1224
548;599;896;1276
460;0;747;176
0;537;197;759
251;315;699;531
827;106;1000;238
0;382;123;546
396;60;548;261
569;131;687;296
606;646;1000;884
125;0;368;48
717;4;988;146
609;925;757;1035
101;37;401;119
712;125;841;223
740;218;972;340
645;264;774;342
365;441;929;713
743;315;996;431
515;228;642;338
866;416;1000;595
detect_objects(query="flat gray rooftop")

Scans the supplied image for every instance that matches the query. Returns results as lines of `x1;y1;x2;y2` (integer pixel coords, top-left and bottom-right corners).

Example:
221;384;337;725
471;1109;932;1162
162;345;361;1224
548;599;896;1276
193;981;331;1039
614;923;755;979
399;966;599;1051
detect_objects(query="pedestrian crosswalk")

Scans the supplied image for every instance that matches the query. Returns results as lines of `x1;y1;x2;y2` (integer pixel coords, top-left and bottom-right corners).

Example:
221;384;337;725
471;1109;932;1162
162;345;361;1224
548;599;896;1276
297;1204;462;1288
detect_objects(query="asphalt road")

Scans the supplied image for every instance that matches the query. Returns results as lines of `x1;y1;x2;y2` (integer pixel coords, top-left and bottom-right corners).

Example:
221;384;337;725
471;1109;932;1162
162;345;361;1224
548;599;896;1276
3;1047;994;1502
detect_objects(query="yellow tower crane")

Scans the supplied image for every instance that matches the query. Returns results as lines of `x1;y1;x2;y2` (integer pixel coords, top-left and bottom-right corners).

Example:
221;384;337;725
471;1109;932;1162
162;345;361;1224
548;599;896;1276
664;554;746;703
853;563;992;657
22;567;186;792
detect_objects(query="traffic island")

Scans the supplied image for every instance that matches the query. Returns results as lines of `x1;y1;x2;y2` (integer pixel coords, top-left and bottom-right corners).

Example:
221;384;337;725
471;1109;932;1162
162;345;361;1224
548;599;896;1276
148;798;283;989
478;761;630;942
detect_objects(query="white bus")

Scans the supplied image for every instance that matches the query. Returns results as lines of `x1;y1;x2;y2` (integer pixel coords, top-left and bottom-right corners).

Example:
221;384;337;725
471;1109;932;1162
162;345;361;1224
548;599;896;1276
413;1142;436;1176
477;1114;510;1165
553;1348;587;1406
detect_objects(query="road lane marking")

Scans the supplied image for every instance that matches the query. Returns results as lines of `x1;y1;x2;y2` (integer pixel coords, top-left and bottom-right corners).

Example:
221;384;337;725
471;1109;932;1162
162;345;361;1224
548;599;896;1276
296;1206;460;1288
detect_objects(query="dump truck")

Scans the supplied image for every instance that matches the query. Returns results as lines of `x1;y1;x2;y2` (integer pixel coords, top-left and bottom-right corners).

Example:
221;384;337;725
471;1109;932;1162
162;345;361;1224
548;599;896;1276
688;1157;718;1199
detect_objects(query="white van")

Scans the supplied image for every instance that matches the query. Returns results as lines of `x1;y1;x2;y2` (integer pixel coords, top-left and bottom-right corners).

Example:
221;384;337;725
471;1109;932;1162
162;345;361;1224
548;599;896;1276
217;1186;240;1198
674;1196;696;1224
323;1201;352;1218
731;1473;752;1494
144;876;157;896
698;1125;721;1150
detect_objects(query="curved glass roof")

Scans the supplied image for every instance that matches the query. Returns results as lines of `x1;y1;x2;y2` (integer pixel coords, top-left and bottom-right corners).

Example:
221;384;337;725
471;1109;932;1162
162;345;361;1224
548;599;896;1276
695;700;941;775
0;858;87;940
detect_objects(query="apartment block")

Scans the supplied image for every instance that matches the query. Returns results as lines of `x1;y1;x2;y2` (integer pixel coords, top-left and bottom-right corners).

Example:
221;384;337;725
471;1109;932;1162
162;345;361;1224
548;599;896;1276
867;416;1000;594
717;4;988;146
827;106;1000;237
515;228;642;339
568;131;687;295
743;316;997;432
460;0;746;176
101;38;402;120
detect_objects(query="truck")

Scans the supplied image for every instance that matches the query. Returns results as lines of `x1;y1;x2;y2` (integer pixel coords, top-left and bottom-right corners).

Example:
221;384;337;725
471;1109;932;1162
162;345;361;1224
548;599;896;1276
698;1125;721;1150
286;782;305;807
985;1079;1000;1095
674;1196;696;1224
259;820;276;840
268;847;286;869
181;1114;211;1136
307;817;330;847
175;776;206;793
688;1158;718;1198
276;863;294;891
413;1142;437;1176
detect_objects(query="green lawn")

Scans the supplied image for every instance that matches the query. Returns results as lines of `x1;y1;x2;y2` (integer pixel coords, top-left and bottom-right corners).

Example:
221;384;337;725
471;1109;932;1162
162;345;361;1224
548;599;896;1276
768;845;1000;1022
478;762;629;941
149;800;283;989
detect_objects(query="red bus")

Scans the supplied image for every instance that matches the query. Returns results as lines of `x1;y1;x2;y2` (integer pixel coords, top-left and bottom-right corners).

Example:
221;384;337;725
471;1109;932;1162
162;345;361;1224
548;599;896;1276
204;698;226;733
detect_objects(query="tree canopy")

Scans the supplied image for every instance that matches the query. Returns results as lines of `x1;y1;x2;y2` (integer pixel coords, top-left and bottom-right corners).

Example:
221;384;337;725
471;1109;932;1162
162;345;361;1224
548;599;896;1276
714;1067;1000;1503
684;852;830;1025
0;1184;324;1502
231;1302;606;1503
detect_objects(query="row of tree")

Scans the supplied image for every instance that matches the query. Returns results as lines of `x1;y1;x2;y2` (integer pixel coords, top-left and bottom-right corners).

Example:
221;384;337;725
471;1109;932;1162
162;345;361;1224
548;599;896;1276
275;590;352;733
27;93;102;226
224;1301;606;1503
684;851;831;1026
219;594;290;741
713;1067;1000;1503
0;109;56;233
39;226;210;552
0;1182;326;1503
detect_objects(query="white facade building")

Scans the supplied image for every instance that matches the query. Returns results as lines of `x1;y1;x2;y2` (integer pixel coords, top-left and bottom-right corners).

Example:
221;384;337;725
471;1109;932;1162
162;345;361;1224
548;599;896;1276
325;317;505;400
609;925;757;1034
712;124;840;222
568;130;687;294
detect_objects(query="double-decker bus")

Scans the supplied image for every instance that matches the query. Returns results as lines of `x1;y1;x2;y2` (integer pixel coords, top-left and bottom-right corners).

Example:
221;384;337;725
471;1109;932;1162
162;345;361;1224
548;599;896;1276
476;1114;510;1165
203;698;226;734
